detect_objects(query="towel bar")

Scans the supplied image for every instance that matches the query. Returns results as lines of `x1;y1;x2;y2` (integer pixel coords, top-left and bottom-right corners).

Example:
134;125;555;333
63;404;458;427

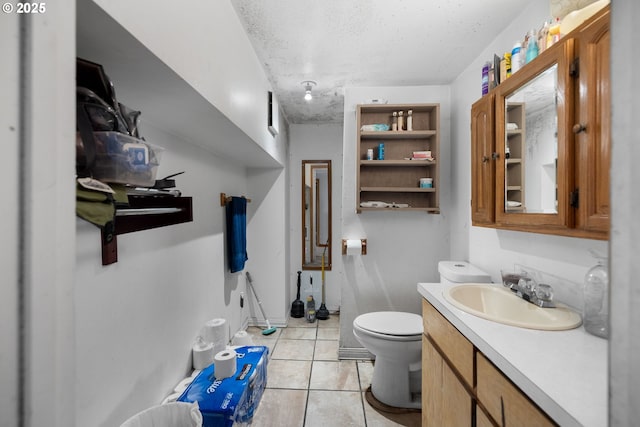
220;193;252;206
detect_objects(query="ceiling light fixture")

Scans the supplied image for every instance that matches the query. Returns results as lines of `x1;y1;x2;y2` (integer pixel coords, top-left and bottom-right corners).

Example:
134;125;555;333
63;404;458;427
302;80;316;101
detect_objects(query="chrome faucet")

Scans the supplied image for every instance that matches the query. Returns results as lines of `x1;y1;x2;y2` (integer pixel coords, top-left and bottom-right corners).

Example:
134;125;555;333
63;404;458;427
506;277;556;308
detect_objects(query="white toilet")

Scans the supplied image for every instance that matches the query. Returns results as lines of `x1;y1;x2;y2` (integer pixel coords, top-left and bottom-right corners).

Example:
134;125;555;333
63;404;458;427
353;261;491;409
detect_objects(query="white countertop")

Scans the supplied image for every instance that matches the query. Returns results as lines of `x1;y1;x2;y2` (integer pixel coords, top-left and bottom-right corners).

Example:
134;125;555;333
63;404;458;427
418;282;607;427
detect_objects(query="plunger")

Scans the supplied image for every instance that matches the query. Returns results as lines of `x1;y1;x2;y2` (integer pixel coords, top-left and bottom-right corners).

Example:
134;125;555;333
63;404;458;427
290;271;305;318
316;248;330;320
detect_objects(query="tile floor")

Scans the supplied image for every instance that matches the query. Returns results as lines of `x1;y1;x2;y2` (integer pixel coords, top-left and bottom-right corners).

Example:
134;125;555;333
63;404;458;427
245;314;420;427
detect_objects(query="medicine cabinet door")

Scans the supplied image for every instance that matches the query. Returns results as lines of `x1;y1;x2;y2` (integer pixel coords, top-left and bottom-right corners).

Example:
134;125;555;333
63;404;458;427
471;94;495;225
575;9;610;235
494;41;575;230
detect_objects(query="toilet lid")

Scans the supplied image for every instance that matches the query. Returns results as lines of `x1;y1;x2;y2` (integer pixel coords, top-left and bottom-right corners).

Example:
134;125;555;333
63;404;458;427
354;311;423;336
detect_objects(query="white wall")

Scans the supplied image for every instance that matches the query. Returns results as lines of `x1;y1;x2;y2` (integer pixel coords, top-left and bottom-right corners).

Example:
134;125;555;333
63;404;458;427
1;0;293;425
289;124;344;313
609;1;640;425
340;86;451;351
449;0;607;310
0;11;21;427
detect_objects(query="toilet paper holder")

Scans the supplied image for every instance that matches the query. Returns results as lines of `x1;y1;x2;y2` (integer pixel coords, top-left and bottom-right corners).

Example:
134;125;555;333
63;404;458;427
341;239;367;255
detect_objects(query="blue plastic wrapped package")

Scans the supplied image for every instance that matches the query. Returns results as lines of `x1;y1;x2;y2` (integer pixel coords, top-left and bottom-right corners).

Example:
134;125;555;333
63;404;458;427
178;346;268;427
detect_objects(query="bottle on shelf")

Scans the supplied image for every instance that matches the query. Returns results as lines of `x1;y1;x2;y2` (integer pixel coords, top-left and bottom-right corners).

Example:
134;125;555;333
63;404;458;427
482;61;491;95
377;143;385;160
407;110;413;131
398;111;404;131
525;29;539;63
392;111;398;131
511;42;523;74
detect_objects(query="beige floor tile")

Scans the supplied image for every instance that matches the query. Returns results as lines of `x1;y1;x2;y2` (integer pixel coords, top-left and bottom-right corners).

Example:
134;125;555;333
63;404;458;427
288;316;317;328
281;327;317;340
309;360;360;391
271;339;315;360
357;361;374;390
305;390;365;427
266;359;312;389
316;327;339;340
313;339;338;361
251;388;307;427
317;315;340;328
361;391;408;427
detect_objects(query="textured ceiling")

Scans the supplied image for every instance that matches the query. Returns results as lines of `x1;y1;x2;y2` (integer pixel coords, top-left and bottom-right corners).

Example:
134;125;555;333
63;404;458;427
231;0;534;124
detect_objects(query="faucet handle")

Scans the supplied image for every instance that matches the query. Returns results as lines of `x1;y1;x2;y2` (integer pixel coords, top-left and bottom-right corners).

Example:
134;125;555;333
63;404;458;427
534;283;554;302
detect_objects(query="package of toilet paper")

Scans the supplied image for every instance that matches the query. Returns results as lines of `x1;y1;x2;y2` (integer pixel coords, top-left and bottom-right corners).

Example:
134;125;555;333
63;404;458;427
178;346;268;427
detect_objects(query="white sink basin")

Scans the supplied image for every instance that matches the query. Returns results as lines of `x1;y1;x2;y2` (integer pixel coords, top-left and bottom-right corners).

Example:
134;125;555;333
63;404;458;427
443;284;582;331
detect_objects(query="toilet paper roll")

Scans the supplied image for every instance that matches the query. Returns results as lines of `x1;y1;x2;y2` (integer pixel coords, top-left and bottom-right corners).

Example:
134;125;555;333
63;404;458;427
173;376;193;394
202;318;228;354
232;330;254;346
213;349;237;380
346;239;362;256
192;340;215;370
161;391;182;405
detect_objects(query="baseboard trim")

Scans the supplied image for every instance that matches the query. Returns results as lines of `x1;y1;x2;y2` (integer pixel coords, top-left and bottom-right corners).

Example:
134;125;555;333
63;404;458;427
339;347;374;360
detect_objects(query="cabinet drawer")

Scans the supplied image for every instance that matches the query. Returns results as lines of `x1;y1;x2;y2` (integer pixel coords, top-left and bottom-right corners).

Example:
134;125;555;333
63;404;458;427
476;353;557;427
422;300;474;386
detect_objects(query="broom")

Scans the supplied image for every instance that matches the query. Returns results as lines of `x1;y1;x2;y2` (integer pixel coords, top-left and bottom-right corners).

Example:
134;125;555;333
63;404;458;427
316;245;330;320
246;272;277;335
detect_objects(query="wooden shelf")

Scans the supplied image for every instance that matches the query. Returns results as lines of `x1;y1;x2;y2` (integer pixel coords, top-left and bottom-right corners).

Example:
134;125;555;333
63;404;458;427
360;130;436;139
360;160;436;166
356;103;440;212
361;187;435;193
101;196;193;265
358;207;440;213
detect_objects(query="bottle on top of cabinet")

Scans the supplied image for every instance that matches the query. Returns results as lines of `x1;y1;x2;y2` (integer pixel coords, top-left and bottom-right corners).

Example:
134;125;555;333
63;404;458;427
525;29;539;63
511;42;523;74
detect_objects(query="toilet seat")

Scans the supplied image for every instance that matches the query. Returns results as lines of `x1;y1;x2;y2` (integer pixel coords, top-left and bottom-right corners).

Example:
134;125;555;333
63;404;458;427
354;312;422;341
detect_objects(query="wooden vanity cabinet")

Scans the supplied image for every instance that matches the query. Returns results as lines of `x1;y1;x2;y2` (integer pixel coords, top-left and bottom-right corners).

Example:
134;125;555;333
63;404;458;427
477;353;557;427
422;299;557;427
470;6;610;240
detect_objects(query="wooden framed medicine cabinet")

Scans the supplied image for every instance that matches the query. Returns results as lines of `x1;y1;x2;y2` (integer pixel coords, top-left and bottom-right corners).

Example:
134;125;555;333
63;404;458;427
471;5;610;240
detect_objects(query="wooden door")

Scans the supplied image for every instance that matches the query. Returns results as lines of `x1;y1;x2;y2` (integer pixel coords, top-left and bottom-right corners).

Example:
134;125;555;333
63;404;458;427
422;337;473;427
575;8;610;235
471;94;496;225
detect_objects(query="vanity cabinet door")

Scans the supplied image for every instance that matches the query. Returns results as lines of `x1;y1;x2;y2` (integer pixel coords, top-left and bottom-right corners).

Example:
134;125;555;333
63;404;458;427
423;336;473;427
476;353;557;427
471;94;496;225
575;8;610;235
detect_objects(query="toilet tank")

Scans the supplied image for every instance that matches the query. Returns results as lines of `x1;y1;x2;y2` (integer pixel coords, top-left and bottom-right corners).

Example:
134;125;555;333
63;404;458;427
438;261;491;285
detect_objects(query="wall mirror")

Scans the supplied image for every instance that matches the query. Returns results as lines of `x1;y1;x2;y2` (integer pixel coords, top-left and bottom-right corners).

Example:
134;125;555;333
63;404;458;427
495;41;573;230
301;160;332;270
504;65;558;214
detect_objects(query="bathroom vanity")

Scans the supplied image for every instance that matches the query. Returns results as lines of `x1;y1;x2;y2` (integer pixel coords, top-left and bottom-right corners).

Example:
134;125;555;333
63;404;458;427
418;282;607;427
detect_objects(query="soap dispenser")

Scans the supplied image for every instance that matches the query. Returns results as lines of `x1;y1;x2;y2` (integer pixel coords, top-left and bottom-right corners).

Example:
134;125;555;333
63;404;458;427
583;251;609;338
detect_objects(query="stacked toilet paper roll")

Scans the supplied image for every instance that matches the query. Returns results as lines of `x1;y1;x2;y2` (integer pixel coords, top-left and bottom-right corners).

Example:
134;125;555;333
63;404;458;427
201;318;228;354
232;330;254;346
192;336;215;370
213;349;237;380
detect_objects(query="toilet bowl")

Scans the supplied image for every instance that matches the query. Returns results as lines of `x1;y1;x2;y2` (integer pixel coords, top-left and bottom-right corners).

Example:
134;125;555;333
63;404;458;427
353;311;423;409
353;261;491;410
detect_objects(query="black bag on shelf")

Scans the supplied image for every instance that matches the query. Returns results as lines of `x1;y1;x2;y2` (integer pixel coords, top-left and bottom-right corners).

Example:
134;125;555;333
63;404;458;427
76;58;162;188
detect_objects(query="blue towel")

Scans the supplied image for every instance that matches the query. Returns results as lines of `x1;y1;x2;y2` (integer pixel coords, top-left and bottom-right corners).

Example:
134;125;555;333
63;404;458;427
226;197;248;273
